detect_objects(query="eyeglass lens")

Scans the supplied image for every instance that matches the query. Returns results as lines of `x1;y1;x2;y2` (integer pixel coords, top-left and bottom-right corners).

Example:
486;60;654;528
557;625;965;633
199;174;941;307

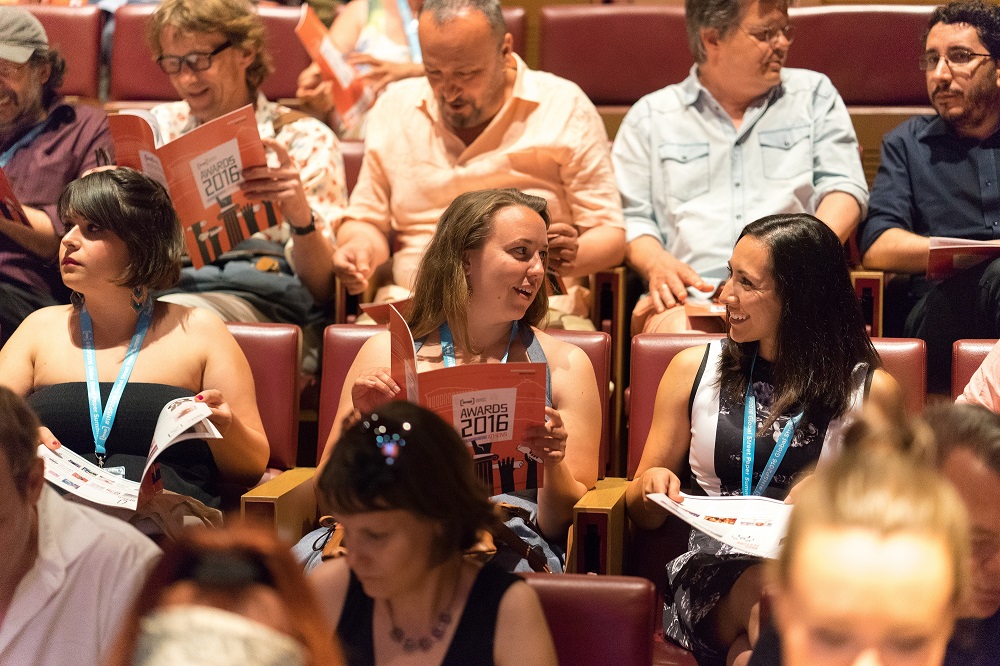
158;41;232;75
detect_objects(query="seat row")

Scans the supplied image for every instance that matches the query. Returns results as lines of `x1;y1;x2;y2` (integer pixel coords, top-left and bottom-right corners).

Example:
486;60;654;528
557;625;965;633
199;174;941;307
237;325;992;665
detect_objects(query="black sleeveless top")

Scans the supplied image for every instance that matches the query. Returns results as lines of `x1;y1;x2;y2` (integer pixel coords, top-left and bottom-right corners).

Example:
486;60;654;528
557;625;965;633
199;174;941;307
28;382;221;507
337;563;520;666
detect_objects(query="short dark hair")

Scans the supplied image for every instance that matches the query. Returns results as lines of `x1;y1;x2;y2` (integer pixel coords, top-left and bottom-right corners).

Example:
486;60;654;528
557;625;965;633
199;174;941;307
719;213;879;429
31;48;65;109
926;402;1000;478
58;168;183;291
421;0;507;45
928;1;1000;59
407;188;550;356
317;401;498;564
685;0;790;63
0;386;41;499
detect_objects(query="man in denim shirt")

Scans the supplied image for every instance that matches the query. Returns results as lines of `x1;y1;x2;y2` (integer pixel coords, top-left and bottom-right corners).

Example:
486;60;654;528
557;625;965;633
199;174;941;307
859;1;1000;394
613;0;867;334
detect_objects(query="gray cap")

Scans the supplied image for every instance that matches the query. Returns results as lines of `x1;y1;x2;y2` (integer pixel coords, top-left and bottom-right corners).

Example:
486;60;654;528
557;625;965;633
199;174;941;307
0;8;47;65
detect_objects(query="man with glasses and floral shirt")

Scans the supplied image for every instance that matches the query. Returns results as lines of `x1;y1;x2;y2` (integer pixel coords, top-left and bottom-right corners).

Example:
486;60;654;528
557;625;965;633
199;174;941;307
145;0;346;368
613;0;867;335
859;1;1000;394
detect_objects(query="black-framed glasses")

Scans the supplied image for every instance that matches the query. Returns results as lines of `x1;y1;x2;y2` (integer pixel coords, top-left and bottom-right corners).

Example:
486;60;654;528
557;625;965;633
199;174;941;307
919;47;993;72
157;41;232;75
744;24;795;46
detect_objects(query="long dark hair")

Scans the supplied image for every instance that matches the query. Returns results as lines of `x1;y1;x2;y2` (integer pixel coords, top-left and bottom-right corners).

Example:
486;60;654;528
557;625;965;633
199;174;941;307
719;214;879;428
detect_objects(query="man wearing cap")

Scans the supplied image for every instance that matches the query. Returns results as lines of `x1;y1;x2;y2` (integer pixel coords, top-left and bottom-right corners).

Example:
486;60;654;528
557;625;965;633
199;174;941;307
0;7;112;345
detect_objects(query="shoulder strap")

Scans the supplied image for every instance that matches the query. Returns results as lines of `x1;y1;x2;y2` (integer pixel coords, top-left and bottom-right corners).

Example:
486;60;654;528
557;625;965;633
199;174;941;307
272;109;310;134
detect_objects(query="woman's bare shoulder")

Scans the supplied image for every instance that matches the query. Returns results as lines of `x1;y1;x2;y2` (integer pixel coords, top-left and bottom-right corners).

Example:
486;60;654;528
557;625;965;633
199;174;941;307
309;556;353;626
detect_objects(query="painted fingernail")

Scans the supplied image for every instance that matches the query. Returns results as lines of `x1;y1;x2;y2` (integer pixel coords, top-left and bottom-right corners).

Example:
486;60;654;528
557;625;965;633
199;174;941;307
195;394;204;401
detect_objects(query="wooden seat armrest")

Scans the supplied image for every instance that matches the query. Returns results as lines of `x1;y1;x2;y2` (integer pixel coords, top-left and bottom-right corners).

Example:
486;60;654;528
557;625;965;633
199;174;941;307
566;477;628;575
241;467;318;543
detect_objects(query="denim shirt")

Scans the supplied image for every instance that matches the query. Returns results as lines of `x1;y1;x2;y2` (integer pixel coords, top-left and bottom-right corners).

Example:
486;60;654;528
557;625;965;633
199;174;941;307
612;66;868;280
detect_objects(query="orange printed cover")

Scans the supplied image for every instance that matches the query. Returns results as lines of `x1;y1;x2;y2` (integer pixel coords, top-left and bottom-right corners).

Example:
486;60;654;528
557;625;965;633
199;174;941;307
295;4;374;132
419;363;546;495
110;105;280;268
928;236;1000;280
366;302;547;493
0;167;28;227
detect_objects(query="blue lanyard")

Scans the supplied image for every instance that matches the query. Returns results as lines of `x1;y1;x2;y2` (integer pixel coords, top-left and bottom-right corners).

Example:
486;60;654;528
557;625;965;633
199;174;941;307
396;0;422;64
81;300;154;465
742;355;803;496
0;121;46;168
439;321;517;368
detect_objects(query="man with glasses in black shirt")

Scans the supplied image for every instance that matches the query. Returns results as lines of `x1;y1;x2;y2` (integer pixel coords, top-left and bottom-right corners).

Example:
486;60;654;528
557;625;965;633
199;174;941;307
859;0;1000;394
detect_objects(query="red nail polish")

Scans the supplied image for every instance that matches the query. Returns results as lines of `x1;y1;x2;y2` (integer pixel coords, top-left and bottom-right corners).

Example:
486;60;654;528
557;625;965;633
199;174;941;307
195;394;204;401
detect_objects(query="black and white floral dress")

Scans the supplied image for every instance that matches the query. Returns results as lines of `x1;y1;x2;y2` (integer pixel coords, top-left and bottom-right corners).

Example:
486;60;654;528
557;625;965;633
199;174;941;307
663;340;870;665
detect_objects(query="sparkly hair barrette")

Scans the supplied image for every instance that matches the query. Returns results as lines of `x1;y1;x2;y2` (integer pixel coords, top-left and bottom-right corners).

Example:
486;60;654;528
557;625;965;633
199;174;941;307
363;413;410;465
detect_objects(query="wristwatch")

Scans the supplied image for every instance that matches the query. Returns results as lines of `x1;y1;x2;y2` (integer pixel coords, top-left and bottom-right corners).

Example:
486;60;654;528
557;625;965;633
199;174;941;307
289;210;317;236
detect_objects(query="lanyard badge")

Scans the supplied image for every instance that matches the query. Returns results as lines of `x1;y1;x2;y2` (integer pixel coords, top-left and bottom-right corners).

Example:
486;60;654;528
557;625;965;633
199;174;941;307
741;355;803;496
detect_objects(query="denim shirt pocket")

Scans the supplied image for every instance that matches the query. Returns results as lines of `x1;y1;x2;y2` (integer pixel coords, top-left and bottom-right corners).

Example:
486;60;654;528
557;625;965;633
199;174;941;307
758;125;812;180
658;141;710;203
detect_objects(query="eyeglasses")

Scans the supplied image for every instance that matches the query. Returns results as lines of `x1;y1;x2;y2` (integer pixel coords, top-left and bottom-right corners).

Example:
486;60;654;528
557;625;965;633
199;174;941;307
744;24;795;47
919;47;993;72
157;41;232;75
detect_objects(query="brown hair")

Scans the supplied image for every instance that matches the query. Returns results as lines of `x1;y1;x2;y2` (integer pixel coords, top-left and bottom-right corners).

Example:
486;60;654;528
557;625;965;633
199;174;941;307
318;401;498;565
927;401;1000;478
0;386;41;499
147;0;273;97
58;168;182;291
407;188;550;355
106;523;342;666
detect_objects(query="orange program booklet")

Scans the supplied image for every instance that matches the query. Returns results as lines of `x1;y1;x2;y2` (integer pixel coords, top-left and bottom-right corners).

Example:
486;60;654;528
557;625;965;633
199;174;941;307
362;302;548;494
0;167;28;227
295;4;374;134
928;236;1000;280
110;105;281;268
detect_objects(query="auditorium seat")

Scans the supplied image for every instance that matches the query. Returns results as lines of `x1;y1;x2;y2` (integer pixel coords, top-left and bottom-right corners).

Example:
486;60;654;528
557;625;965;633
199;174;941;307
539;5;690;137
501;6;526;57
522;573;658;666
27;6;104;101
109;4;310;107
952;339;996;400
786;5;936;186
316;324;613;475
342;139;365;194
226;322;301;479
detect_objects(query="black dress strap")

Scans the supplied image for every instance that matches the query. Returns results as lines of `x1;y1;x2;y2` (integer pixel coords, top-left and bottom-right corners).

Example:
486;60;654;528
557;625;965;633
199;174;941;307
442;564;520;665
337;572;377;666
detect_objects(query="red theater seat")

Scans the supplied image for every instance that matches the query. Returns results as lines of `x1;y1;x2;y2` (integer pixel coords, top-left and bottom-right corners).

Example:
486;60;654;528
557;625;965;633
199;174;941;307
342;139;364;194
952;339;996;400
316;325;612;475
226;322;301;477
27;6;104;100
501;6;526;57
522;573;657;666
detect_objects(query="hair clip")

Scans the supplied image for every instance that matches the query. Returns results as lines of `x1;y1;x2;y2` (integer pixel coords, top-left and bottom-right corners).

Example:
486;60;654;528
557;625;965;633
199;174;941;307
364;413;410;465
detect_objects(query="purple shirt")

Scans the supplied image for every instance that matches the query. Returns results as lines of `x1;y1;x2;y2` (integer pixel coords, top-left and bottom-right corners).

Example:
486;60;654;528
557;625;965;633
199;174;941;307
0;99;112;300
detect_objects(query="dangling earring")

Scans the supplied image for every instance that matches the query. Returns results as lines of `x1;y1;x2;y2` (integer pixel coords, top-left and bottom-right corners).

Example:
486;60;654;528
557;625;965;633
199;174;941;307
130;286;149;313
70;291;85;309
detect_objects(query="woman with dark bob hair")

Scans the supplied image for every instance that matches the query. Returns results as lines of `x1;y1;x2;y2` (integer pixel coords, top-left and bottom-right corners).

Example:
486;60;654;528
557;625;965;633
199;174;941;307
107;523;343;666
316;188;602;571
626;214;903;666
311;401;557;666
0;168;268;507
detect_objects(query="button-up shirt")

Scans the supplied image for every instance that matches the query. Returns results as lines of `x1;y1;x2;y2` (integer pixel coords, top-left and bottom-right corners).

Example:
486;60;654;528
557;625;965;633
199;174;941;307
859;115;1000;257
613;66;868;281
340;54;624;289
0;99;111;299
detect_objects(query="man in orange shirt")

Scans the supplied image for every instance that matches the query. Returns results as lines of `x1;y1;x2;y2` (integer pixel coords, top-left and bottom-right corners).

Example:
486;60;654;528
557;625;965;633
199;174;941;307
301;0;625;327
